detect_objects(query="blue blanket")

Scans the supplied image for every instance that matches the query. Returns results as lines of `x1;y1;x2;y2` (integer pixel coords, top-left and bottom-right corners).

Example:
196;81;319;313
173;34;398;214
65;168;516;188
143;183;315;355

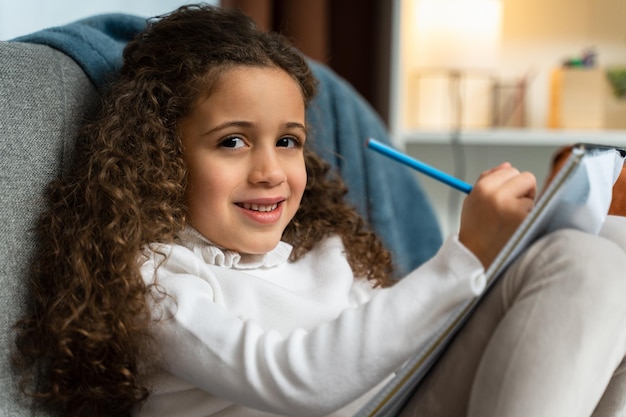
15;13;442;276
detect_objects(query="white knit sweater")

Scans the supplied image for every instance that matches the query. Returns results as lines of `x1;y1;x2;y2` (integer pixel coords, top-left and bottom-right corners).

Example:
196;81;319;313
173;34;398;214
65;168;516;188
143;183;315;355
136;227;485;417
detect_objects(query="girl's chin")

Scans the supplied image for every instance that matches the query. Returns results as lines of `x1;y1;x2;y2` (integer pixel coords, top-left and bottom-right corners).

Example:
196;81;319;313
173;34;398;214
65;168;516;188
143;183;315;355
224;234;284;255
238;242;282;255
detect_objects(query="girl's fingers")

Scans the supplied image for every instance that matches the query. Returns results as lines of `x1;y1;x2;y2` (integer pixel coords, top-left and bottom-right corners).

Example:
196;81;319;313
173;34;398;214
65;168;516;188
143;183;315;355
505;171;537;202
459;164;537;268
472;165;522;197
474;165;536;201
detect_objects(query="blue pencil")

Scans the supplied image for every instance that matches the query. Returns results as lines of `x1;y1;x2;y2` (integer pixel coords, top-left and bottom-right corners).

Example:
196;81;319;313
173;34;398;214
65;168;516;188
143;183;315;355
367;138;473;194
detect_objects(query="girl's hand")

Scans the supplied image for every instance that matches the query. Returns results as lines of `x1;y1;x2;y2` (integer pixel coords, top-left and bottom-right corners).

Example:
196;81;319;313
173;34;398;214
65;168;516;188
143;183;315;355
458;162;537;269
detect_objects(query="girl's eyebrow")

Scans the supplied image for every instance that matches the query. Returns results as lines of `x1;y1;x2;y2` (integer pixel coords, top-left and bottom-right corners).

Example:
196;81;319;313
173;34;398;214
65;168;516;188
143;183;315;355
201;120;252;136
202;120;307;136
285;121;307;132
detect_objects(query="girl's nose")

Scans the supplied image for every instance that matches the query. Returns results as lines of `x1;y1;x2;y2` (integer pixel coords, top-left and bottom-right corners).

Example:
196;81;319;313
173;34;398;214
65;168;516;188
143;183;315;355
248;147;287;186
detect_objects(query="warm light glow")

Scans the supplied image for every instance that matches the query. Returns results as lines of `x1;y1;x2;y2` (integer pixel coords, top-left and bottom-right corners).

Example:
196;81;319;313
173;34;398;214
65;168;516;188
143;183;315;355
413;0;502;71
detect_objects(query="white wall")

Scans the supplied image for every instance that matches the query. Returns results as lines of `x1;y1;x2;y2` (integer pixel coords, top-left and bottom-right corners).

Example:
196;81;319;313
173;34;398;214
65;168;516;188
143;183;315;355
0;0;218;40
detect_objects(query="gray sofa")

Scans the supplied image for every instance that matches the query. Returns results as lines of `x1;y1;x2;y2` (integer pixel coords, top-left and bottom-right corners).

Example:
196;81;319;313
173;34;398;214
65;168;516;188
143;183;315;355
0;16;443;414
0;41;100;416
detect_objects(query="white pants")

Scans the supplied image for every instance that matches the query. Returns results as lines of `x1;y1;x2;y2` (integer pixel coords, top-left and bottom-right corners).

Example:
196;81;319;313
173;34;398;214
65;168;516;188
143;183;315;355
400;215;626;417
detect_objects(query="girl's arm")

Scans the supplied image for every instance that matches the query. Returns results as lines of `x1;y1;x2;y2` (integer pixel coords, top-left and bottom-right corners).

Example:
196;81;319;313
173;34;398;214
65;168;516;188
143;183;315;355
142;235;484;416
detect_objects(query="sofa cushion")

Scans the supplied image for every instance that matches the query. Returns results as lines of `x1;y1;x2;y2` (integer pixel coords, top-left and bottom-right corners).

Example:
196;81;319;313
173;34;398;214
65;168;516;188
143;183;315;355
0;41;99;416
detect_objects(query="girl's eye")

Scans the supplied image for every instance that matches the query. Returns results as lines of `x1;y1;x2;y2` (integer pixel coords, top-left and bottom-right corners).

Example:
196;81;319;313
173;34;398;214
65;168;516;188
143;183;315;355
276;136;300;148
220;136;246;149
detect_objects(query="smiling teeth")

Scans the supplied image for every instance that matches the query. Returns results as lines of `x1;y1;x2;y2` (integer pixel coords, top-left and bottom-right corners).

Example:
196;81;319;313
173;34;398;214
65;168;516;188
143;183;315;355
241;203;278;212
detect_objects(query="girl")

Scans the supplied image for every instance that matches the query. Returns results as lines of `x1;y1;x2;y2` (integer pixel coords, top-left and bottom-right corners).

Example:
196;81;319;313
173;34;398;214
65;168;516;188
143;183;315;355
14;4;626;417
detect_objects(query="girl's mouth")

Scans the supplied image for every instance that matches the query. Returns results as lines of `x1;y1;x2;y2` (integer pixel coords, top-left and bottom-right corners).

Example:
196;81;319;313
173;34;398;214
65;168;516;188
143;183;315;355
235;200;285;225
237;202;279;212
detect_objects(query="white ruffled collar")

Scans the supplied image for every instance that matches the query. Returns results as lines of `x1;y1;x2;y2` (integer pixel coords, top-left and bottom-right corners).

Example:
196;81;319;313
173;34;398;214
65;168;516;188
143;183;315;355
177;226;292;270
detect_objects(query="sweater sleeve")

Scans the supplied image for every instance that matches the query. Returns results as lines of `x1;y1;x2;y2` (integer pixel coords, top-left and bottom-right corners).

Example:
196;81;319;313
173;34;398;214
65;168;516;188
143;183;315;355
142;235;485;416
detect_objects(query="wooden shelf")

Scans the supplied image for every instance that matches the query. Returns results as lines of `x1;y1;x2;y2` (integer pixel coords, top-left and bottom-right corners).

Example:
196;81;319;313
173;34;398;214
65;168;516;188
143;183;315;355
399;128;626;147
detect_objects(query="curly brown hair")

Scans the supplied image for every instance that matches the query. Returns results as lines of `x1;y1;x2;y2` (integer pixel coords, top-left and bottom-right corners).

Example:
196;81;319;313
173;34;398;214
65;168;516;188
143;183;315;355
14;4;394;417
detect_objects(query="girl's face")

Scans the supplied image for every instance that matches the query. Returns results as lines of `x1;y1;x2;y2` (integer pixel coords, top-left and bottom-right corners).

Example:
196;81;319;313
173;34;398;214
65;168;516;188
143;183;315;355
179;66;307;254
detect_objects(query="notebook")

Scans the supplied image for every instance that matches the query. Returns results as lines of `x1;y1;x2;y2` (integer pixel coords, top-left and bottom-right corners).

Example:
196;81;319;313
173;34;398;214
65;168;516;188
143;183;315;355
355;143;626;417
